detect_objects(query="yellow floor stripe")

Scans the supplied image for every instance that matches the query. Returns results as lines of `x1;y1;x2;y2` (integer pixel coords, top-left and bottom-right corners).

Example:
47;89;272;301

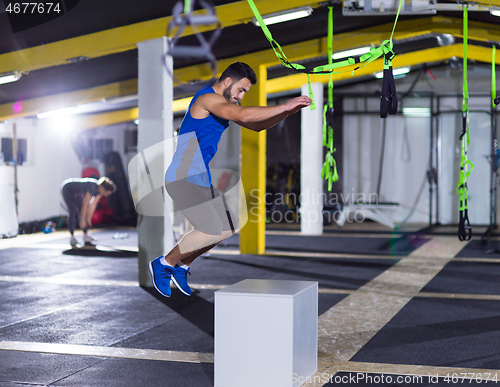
264;250;399;260
417;292;500;300
2;275;499;300
265;230;403;238
21;243;138;252
454;257;500;263
0;275;139;287
0;341;213;364
0;275;354;294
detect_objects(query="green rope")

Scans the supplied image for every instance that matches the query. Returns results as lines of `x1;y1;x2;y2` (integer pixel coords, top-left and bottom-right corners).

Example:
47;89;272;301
246;0;403;191
246;0;403;111
321;6;338;191
456;5;474;241
184;0;191;14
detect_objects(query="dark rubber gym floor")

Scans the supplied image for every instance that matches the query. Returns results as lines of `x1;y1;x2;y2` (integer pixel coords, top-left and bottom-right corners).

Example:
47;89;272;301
1;226;499;386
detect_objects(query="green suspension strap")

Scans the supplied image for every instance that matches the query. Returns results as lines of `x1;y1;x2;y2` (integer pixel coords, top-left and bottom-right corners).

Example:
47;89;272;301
246;0;402;111
493;45;500;107
321;6;338;191
457;5;474;241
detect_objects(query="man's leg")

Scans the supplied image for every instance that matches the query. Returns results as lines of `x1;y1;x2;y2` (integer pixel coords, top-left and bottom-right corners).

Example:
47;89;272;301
180;242;219;266
179;229;233;266
149;228;220;298
164;228;220;266
149;181;229;297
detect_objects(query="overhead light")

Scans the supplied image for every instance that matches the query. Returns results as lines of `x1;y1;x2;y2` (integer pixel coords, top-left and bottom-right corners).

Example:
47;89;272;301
37;106;79;119
36;101;103;119
332;46;371;60
402;107;431;117
491;9;500;16
0;71;22;85
374;67;411;79
104;94;138;104
252;6;313;26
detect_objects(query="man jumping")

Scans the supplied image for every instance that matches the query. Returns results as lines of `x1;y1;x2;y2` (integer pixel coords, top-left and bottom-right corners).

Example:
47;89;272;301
149;62;311;297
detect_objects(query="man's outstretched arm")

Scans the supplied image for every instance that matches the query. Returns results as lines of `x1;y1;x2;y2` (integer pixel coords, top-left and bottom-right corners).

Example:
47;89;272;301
198;94;312;131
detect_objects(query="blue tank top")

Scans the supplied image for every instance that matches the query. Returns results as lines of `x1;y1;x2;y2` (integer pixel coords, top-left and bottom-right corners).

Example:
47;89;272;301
165;85;229;187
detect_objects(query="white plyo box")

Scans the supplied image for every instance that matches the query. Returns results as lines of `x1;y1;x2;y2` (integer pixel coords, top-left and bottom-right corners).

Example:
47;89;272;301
215;279;318;387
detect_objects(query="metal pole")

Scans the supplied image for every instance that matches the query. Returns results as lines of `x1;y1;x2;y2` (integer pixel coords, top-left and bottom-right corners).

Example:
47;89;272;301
12;123;18;216
436;96;441;225
491;107;498;228
429;93;434;227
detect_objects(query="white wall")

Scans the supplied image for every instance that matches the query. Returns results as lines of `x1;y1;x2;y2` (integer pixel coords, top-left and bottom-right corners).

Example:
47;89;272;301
342;106;431;224
338;64;496;226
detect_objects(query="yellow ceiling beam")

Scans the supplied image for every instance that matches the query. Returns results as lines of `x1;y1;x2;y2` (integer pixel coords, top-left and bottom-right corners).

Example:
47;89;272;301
10;43;497;127
0;0;324;75
5;14;500;122
0;78;193;121
470;0;500;8
266;44;464;93
175;15;500;84
174;16;437;83
264;44;500;94
69;108;139;131
0;79;137;121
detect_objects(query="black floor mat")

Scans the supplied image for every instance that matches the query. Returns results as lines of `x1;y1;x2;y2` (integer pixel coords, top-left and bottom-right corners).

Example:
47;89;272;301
421;261;500;295
350;297;500;369
222;234;428;256
455;239;500;259
192;253;395;290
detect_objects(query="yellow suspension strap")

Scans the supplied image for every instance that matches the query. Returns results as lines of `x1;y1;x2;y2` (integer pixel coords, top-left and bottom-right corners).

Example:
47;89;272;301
457;5;474;241
321;6;338;191
246;0;402;111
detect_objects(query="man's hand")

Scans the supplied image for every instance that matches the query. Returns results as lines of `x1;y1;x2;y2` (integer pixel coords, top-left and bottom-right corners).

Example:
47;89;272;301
283;96;313;115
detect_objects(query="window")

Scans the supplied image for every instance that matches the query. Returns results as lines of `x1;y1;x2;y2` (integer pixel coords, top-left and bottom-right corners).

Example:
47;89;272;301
1;137;27;165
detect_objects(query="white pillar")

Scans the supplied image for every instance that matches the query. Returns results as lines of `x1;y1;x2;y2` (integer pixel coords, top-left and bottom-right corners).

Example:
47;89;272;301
136;37;174;287
300;83;324;235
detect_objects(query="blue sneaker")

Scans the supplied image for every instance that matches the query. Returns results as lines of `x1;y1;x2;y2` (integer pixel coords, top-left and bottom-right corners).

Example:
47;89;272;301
172;265;192;296
148;257;174;298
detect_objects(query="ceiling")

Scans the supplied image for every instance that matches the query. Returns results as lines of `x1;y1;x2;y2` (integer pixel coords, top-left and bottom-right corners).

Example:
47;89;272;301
1;0;500;128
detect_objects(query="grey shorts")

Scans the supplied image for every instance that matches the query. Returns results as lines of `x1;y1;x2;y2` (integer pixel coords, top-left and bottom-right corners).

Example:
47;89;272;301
165;180;236;236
